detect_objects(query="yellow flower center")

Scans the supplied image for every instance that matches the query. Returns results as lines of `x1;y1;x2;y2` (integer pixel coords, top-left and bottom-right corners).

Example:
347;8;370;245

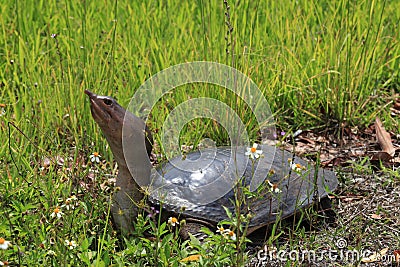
69;242;73;246
0;238;5;244
295;163;302;169
171;217;178;223
218;227;224;232
228;231;234;236
93;152;99;157
54;207;60;213
250;147;257;153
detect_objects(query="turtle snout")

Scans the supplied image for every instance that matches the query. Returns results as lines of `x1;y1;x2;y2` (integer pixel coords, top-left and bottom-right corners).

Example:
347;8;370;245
84;89;97;99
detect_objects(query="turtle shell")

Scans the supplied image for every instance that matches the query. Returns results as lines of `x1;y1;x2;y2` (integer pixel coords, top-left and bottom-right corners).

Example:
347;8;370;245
148;145;338;233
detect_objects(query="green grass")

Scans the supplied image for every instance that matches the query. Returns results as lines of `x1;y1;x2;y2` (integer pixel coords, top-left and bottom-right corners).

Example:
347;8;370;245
0;0;399;266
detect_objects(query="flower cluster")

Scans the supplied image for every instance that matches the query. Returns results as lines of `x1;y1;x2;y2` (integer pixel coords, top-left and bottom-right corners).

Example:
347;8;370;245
64;240;77;250
266;180;282;193
61;195;78;210
168;217;179;226
50;207;64;219
246;144;282;194
216;226;236;241
147;206;160;218
288;159;306;173
89;152;101;163
245;143;263;160
0;238;11;250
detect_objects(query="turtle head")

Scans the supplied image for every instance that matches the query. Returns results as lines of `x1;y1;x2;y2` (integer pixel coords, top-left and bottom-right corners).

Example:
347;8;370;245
85;90;153;166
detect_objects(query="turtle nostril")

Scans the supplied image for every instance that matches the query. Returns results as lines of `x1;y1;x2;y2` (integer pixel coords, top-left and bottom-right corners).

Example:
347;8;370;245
103;98;113;106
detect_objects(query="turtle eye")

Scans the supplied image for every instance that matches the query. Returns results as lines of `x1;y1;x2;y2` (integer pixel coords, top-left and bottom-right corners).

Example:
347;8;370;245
103;98;113;106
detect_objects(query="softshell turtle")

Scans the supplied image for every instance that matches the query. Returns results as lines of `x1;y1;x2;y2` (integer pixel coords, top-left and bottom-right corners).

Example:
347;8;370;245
85;90;338;236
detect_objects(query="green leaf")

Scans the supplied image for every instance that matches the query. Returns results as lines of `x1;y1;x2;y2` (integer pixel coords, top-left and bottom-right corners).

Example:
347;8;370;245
188;233;202;247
